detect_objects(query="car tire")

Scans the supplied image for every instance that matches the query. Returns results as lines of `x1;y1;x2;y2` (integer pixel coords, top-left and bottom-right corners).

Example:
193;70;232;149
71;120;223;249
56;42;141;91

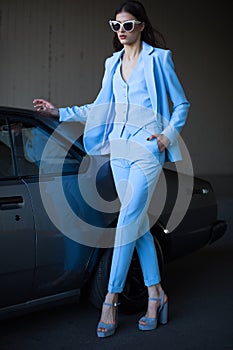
88;248;112;310
89;235;164;315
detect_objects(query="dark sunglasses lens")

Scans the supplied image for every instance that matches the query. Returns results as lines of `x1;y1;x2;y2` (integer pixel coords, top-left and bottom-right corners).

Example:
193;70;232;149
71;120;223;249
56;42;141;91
112;22;120;31
123;22;133;31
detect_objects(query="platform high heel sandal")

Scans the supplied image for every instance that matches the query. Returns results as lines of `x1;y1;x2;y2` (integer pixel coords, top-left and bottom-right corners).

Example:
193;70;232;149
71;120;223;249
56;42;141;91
138;291;168;331
97;302;120;338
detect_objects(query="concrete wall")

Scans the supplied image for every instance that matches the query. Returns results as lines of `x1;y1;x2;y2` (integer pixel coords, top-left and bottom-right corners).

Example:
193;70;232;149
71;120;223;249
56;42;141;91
0;0;232;192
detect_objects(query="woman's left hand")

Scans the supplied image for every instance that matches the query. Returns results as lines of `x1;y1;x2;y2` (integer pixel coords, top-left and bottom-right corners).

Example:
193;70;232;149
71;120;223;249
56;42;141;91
147;133;170;152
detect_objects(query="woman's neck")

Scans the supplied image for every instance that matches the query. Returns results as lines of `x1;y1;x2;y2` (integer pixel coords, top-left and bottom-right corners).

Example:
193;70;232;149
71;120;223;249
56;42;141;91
123;40;142;61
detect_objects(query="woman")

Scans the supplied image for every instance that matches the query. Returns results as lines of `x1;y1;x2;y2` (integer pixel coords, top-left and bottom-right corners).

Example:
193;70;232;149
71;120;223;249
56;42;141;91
33;0;190;338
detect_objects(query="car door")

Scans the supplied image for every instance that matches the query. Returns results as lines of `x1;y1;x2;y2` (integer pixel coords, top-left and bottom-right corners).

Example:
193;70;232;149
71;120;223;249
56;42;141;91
0;116;36;308
6;115;96;298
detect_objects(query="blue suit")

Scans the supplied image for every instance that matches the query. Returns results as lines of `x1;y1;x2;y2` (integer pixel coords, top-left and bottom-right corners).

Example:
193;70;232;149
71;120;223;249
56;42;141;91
59;41;190;293
59;41;190;163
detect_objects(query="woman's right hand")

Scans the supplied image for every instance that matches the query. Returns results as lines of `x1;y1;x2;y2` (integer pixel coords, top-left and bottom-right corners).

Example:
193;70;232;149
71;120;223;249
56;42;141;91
33;98;59;117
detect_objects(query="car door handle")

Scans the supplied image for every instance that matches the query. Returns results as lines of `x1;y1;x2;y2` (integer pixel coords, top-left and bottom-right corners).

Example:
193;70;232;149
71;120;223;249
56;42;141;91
0;196;24;210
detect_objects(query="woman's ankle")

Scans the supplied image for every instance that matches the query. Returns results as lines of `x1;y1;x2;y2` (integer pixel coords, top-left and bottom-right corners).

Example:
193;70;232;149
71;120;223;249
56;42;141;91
104;292;118;304
148;284;163;298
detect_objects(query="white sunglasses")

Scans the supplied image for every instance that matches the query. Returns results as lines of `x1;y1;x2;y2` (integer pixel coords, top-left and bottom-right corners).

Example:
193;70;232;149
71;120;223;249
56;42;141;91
109;19;142;33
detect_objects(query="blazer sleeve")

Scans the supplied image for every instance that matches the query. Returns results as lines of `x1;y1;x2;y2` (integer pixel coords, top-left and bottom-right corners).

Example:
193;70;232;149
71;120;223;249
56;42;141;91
59;58;111;123
161;50;190;145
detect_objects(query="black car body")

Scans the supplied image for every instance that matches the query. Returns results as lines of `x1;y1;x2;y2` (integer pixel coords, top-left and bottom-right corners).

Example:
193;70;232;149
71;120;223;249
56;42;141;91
0;106;227;319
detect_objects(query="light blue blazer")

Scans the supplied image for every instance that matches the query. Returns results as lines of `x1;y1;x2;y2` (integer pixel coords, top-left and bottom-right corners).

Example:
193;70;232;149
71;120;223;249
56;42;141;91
59;41;190;162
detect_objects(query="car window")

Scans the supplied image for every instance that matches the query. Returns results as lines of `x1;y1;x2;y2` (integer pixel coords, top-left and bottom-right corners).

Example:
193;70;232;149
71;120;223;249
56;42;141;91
0;119;15;177
1;120;81;177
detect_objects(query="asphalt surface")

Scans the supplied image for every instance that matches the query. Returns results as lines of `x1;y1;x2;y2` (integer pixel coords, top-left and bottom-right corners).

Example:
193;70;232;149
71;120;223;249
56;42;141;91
0;197;232;350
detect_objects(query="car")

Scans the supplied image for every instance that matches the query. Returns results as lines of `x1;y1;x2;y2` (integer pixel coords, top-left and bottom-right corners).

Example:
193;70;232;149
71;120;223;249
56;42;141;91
0;106;227;319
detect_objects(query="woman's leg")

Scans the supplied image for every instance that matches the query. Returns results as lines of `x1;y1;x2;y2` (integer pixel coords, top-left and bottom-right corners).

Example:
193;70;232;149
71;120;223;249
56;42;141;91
108;156;161;293
98;137;164;333
97;157;132;334
136;231;168;326
135;230;161;287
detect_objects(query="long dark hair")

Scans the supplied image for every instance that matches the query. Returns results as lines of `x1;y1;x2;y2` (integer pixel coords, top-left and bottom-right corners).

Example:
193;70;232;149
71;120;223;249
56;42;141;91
112;1;167;52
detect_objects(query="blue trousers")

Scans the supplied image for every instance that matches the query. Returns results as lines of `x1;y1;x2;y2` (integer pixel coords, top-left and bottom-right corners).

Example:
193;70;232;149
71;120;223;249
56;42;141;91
108;126;165;293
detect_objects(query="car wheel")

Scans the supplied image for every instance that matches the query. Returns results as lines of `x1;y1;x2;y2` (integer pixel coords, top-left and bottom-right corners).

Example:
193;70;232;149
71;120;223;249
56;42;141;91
89;236;164;315
88;248;113;310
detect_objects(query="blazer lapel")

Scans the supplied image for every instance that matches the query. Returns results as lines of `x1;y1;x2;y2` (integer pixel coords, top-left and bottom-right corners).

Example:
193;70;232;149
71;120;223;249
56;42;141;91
142;42;158;115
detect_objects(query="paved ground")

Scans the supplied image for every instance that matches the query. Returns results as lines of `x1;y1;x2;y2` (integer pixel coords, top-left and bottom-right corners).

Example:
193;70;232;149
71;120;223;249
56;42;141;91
0;197;232;350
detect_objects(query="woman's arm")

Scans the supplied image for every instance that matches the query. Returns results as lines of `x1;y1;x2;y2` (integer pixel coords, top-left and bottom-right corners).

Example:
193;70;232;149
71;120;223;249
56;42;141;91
160;50;190;145
33;98;92;123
